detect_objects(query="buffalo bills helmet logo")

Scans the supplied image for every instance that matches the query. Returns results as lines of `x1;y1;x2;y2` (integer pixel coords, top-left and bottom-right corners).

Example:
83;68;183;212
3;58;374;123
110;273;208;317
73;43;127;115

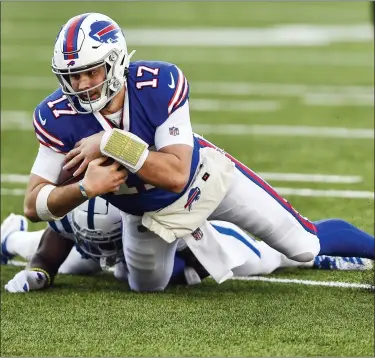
67;60;75;67
89;21;120;44
184;187;201;211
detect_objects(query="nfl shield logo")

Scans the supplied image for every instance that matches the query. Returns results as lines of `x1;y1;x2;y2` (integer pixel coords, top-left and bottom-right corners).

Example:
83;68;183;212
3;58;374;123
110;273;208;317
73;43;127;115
169;126;179;136
192;228;203;241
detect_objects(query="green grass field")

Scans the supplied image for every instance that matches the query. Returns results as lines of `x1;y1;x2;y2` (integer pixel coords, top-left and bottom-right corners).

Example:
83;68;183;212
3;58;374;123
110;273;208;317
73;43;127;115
1;2;374;357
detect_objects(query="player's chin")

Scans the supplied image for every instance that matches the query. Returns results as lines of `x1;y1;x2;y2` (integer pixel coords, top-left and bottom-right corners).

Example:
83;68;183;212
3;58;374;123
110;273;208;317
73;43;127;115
80;93;100;101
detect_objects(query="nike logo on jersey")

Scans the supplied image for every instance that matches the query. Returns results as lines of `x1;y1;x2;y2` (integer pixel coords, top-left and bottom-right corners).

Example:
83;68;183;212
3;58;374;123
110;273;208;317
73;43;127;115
38;110;47;126
168;72;175;89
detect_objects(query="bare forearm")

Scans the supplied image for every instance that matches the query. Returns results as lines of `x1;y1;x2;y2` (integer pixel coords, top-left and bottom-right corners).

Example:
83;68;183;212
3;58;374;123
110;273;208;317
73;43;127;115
25;182;86;222
28;228;74;283
137;151;190;193
48;183;87;217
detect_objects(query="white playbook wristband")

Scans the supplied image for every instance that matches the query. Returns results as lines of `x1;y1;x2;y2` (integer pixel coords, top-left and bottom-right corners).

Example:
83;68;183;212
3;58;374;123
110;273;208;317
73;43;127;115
35;184;64;221
100;129;149;173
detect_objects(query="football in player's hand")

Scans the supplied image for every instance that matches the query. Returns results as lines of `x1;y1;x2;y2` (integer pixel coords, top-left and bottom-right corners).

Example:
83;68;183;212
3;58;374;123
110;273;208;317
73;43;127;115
57;158;115;186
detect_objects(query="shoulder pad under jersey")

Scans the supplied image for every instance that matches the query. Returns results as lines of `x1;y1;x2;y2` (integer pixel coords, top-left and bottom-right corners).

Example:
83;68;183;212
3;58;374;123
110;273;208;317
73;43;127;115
129;60;190;126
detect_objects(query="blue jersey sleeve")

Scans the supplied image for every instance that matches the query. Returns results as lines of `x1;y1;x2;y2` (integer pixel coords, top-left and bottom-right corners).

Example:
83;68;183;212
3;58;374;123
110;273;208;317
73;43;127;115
132;61;190;127
160;63;190;116
33;90;79;153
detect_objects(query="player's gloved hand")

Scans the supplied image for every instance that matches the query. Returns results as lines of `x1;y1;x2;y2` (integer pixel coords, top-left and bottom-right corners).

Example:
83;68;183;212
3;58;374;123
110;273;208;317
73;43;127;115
4;270;49;293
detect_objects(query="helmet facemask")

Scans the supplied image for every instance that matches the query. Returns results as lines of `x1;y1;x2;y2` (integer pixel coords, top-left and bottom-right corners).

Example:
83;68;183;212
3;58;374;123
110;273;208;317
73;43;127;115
51;12;136;114
72;216;123;263
52;49;126;114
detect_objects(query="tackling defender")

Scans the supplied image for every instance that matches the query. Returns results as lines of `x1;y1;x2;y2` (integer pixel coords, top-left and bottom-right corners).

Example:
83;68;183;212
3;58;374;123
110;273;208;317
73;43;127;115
2;198;373;293
21;13;374;291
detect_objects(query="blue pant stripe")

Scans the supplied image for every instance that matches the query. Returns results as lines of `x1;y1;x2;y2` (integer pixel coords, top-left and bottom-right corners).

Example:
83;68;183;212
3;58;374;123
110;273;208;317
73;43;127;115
212;224;261;258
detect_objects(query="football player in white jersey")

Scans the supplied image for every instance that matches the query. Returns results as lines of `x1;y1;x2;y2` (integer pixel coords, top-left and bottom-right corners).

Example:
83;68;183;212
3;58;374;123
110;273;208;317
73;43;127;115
3;198;372;293
21;13;374;292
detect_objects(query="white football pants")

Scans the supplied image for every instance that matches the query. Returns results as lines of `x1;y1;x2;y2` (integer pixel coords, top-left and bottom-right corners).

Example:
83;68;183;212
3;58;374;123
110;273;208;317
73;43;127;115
122;214;312;292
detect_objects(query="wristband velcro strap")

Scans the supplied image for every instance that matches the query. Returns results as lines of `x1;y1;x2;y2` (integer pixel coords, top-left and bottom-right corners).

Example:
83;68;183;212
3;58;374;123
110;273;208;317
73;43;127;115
100;129;149;173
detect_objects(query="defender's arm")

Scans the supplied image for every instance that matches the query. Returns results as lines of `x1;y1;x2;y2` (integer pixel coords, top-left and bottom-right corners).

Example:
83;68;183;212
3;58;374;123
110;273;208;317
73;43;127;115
28;227;75;282
4;227;75;293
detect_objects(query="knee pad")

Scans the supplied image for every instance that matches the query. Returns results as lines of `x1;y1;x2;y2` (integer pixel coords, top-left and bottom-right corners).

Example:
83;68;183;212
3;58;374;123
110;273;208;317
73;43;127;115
128;270;170;292
126;247;172;292
267;219;320;262
126;245;157;271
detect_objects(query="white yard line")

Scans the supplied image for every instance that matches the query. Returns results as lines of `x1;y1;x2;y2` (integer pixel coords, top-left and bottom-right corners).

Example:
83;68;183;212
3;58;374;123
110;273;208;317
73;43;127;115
1;174;30;184
122;25;373;47
1;111;373;139
194;124;374;139
1;24;372;46
2;77;373;95
1;76;57;90
6;260;374;291
2;48;372;67
196;124;374;139
275;187;374;199
190;99;281;112
2;186;372;200
1;188;27;196
1;111;34;130
193;82;374;97
304;93;374;107
2;78;372;106
1;173;362;185
231;276;374;290
256;173;362;184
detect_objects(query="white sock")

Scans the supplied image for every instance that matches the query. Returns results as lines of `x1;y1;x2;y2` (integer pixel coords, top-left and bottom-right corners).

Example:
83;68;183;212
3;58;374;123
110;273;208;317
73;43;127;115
6;230;44;261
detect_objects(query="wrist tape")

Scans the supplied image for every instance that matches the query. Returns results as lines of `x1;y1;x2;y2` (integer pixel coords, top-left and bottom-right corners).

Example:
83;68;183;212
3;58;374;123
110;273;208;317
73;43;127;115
100;129;149;173
29;268;51;288
35;184;65;221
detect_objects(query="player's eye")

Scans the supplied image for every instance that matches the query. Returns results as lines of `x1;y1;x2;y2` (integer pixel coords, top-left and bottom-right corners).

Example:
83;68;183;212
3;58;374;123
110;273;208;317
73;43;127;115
71;74;80;81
